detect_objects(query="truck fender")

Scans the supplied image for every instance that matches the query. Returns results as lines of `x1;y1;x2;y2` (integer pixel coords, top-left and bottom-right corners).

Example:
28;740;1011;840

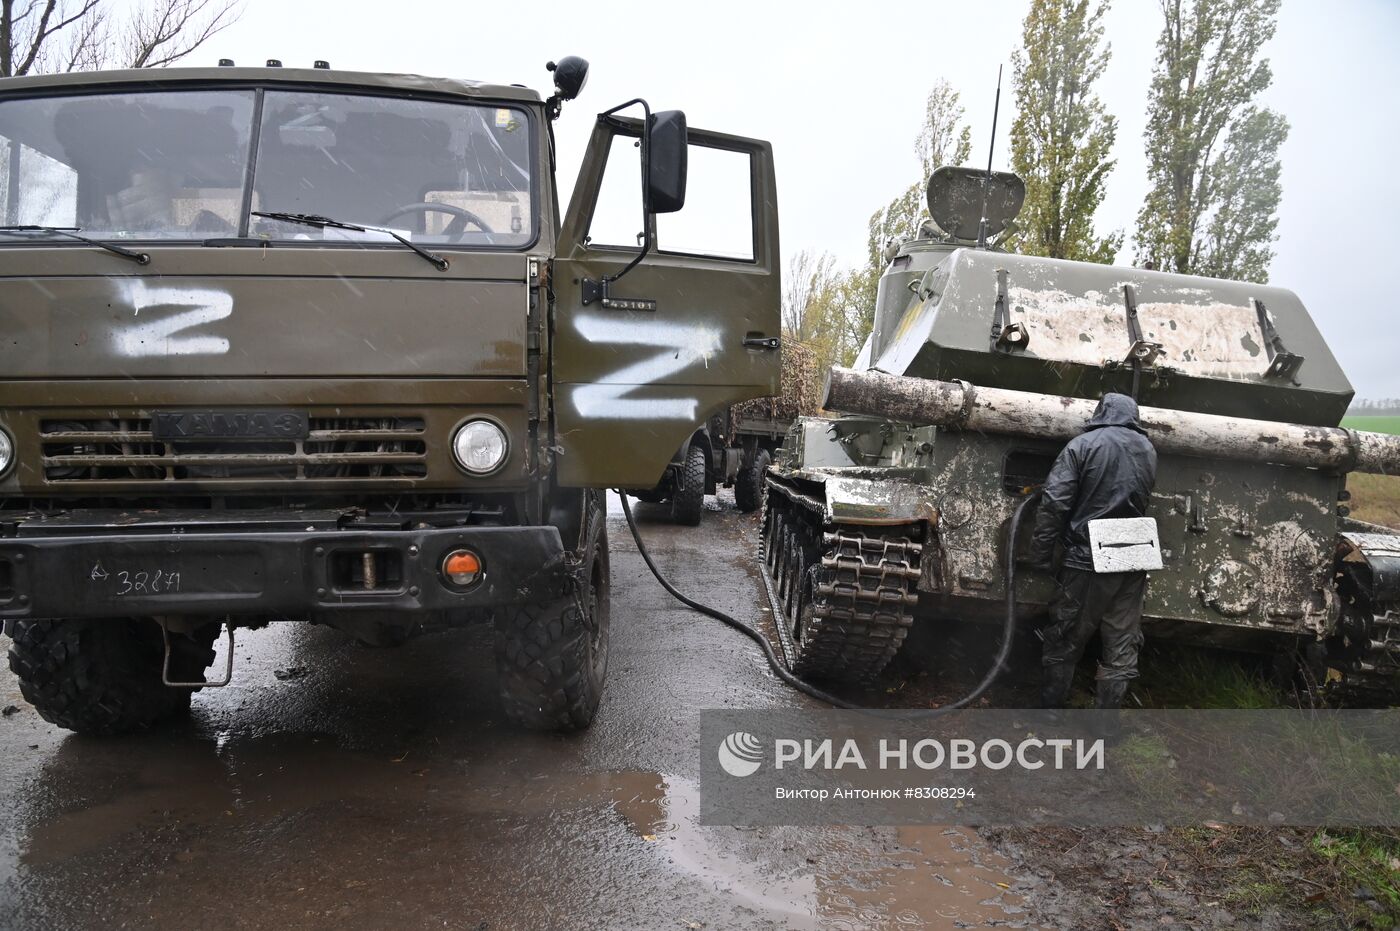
674;428;713;469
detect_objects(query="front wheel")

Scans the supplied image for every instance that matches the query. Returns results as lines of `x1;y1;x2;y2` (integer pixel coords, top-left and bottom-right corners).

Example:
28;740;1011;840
7;617;217;735
671;444;707;526
735;448;771;513
494;491;610;731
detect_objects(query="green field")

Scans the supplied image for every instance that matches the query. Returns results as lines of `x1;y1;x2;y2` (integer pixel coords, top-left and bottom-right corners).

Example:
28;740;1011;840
1340;418;1400;528
1347;473;1400;529
1343;415;1400;435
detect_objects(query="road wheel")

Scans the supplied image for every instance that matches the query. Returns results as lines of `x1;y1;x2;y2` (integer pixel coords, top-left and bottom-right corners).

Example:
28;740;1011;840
765;508;786;573
7;617;217;736
670;444;707;526
494;491;610;731
735;449;771;513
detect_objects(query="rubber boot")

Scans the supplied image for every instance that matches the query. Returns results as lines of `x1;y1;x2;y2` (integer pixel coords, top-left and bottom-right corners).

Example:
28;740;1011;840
1093;678;1130;744
1040;663;1076;710
1094;678;1129;710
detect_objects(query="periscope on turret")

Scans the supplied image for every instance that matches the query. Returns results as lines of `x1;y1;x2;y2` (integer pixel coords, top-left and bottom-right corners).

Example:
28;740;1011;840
760;165;1400;699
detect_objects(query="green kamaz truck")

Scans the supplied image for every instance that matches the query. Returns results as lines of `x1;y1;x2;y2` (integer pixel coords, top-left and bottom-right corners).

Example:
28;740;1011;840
0;57;780;734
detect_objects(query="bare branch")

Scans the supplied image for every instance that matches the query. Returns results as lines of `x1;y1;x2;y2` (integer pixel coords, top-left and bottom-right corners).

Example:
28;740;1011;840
123;0;242;70
56;0;105;71
0;0;242;76
18;0;102;76
15;0;58;75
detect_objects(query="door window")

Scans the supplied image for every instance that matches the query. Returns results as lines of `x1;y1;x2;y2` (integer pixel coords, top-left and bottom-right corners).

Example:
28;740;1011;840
656;145;754;261
585;133;645;249
585;134;756;261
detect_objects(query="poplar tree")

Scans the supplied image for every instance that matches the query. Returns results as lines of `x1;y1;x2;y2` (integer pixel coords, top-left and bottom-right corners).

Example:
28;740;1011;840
866;80;974;269
1009;0;1121;263
1135;0;1288;281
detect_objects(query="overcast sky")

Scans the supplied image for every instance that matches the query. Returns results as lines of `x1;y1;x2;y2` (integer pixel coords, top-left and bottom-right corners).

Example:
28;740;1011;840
208;0;1400;399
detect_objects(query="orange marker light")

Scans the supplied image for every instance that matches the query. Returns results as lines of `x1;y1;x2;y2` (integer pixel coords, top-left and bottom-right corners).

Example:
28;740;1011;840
441;549;482;586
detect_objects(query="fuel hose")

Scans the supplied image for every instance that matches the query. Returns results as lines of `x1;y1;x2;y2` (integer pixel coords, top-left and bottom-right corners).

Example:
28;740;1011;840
615;490;1042;716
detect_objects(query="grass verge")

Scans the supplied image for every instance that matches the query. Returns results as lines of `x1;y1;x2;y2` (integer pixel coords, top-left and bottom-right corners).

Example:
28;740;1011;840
1122;647;1400;926
1131;643;1283;709
1348;473;1400;529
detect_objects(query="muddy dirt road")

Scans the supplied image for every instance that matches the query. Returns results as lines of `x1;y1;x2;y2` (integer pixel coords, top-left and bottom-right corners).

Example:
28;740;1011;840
0;493;1037;930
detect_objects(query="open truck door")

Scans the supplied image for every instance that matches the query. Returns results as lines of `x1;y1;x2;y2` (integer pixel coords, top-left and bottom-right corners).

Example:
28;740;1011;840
552;107;780;488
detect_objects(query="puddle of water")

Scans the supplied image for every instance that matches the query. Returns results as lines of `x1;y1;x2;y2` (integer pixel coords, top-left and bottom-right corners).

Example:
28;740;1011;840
826;825;1029;929
608;772;1027;930
609;772;821;926
9;717;1030;931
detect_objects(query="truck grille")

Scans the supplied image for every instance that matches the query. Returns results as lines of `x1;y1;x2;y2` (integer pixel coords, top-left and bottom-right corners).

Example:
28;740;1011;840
39;417;428;482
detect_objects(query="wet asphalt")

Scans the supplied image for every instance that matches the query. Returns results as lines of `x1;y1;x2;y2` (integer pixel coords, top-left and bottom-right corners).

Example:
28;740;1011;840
0;491;1033;930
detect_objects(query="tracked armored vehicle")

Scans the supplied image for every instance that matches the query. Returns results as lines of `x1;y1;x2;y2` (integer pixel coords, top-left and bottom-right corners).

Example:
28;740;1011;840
763;166;1400;697
0;58;781;734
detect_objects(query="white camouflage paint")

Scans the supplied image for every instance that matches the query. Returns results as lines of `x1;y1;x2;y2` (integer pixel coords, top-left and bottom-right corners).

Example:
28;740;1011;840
1007;285;1269;378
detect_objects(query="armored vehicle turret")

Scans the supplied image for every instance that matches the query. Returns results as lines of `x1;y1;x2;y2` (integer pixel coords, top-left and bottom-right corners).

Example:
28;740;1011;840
762;166;1400;697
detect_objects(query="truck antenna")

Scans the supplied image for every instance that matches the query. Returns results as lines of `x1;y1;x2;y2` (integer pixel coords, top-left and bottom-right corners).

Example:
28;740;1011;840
975;64;1004;250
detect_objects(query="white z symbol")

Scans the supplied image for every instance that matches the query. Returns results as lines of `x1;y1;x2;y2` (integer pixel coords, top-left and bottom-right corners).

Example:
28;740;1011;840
113;282;233;358
569;314;722;421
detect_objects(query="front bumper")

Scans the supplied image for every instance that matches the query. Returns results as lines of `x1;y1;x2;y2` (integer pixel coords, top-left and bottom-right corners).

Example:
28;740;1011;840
0;517;569;621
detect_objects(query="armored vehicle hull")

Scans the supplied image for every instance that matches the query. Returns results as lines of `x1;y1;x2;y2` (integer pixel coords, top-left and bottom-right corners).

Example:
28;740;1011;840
760;168;1400;697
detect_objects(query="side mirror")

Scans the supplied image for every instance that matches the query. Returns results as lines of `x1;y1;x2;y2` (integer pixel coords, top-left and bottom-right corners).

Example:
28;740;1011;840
579;100;686;302
645;110;687;214
546;56;589;102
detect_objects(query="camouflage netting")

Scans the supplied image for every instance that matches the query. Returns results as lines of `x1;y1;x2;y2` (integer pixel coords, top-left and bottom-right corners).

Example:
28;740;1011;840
731;339;820;422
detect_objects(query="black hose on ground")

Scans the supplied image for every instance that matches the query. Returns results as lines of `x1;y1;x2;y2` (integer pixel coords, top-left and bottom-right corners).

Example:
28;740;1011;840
616;490;1042;715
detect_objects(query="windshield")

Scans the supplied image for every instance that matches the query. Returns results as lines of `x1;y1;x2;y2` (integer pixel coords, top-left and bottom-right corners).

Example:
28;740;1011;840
0;88;536;248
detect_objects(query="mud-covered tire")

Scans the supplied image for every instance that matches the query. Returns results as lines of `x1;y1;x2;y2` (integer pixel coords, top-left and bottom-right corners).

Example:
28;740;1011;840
671;444;707;526
6;618;217;736
735;449;771;513
494;491;610;732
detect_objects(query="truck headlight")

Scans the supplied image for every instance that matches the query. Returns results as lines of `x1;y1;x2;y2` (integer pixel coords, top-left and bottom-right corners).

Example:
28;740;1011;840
452;420;508;474
0;428;12;476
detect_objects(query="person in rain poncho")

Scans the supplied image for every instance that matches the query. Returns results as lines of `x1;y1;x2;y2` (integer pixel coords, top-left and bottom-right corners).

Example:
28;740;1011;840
1028;393;1158;711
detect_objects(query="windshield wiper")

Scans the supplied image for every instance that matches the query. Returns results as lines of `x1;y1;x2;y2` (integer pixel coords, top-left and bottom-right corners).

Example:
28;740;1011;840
252;211;449;272
0;225;150;265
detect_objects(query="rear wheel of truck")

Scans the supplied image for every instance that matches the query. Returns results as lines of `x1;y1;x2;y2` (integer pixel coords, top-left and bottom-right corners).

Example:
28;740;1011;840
6;618;218;736
671;444;707;526
494;491;610;732
735;449;771;513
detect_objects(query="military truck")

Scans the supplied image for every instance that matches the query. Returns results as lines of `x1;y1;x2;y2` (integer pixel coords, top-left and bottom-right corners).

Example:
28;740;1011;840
762;165;1400;698
0;58;781;734
624;405;787;525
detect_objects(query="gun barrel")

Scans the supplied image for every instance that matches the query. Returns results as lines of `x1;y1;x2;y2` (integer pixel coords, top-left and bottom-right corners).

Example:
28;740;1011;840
823;367;1400;475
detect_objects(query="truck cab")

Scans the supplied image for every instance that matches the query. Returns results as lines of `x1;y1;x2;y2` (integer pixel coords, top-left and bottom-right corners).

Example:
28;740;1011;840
0;59;780;734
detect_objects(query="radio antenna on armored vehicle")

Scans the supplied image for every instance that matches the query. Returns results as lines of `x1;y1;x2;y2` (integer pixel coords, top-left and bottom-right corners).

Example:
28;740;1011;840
975;65;1003;250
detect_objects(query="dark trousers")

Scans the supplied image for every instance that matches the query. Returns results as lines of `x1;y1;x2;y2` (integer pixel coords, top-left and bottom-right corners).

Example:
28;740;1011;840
1042;567;1147;681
